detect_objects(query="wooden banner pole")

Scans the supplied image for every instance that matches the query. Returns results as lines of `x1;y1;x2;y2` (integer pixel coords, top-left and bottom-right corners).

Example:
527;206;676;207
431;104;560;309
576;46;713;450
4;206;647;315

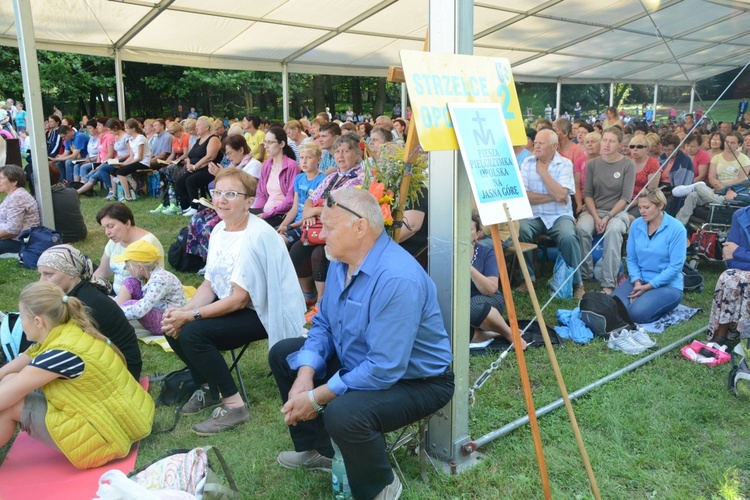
503;204;601;500
489;217;551;500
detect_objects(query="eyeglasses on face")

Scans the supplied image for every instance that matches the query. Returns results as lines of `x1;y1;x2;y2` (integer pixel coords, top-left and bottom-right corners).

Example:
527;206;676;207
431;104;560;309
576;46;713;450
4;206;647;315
264;140;278;146
629;145;647;149
326;194;363;219
210;189;249;201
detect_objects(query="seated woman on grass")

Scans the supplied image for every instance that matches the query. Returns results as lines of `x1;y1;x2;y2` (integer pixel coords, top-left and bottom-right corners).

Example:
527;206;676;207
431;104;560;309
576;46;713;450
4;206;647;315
709;204;750;345
37;245;142;379
612;188;686;323
0;281;153;469
114;240;186;336
469;214;525;349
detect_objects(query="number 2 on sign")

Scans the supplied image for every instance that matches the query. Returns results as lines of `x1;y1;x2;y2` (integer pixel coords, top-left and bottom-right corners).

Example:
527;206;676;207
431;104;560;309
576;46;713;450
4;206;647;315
497;85;515;120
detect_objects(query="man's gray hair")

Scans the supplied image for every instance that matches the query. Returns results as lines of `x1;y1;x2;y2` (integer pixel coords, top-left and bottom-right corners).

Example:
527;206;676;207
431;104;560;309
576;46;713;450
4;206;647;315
538;127;558;145
376;115;393;129
332;188;385;234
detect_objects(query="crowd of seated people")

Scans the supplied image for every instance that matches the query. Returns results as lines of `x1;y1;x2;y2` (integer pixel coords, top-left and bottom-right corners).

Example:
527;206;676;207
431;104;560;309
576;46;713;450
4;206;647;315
5;104;750;493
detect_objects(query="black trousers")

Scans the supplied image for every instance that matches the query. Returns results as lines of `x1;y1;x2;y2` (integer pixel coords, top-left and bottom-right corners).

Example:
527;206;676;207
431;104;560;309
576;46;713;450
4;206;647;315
269;337;454;500
175;168;214;210
165;308;267;399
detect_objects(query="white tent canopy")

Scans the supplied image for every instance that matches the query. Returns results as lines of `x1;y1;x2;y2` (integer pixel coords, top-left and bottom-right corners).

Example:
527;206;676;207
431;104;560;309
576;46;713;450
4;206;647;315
1;0;750;85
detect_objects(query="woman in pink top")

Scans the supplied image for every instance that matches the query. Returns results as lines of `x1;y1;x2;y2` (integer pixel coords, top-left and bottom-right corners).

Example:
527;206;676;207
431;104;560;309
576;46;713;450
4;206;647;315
686;134;711;183
553;118;584;166
250;127;300;227
76;117;116;197
573;132;601;216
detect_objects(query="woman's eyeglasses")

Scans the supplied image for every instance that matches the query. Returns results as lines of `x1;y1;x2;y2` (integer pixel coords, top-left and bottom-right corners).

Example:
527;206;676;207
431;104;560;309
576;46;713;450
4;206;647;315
629;145;647;149
326;194;363;219
210;189;249;201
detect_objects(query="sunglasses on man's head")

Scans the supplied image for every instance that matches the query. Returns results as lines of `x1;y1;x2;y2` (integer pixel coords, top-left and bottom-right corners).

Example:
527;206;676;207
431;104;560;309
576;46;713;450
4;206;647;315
629;145;647;149
326;194;363;219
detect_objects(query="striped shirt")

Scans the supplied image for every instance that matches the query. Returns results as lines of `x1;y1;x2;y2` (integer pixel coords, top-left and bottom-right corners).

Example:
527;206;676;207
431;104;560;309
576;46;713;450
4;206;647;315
31;349;84;379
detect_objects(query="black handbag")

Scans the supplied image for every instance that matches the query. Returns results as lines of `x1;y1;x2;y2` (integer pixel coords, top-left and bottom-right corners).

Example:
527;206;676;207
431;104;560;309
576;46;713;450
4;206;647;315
155;367;198;407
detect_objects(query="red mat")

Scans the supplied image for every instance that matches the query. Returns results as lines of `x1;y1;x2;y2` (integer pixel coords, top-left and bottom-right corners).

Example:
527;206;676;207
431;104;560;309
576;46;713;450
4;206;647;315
0;379;149;500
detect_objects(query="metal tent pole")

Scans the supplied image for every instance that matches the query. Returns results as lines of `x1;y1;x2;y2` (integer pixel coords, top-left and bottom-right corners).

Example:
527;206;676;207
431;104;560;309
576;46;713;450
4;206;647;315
12;0;54;227
425;0;478;473
472;327;706;449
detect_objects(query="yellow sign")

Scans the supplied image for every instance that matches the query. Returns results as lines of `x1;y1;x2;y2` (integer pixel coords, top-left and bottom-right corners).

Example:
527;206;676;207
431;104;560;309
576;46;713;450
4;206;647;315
400;50;526;151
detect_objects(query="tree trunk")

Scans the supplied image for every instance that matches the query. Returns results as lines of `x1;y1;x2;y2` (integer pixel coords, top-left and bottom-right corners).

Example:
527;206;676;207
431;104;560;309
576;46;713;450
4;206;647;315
374;78;387;116
312;75;325;113
325;75;336;117
242;90;254;114
351;77;363;114
101;86;111;116
88;89;98;116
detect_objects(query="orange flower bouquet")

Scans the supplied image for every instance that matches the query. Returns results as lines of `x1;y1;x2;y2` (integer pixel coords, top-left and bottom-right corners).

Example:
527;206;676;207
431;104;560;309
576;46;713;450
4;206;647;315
361;144;427;239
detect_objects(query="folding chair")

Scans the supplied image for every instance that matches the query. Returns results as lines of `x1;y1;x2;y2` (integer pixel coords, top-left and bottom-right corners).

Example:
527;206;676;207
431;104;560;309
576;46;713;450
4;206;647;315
227;344;251;404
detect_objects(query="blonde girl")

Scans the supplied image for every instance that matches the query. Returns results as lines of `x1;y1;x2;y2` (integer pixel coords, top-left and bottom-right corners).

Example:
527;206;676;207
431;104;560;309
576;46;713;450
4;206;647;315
0;282;153;469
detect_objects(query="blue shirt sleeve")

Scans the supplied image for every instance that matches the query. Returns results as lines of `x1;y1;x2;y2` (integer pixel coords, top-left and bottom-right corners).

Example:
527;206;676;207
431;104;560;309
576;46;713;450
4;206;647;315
287;299;336;378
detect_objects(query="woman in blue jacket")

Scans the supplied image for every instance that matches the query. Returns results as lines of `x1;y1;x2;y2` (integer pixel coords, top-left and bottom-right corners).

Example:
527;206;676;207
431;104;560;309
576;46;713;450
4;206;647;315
709;205;750;344
612;188;686;323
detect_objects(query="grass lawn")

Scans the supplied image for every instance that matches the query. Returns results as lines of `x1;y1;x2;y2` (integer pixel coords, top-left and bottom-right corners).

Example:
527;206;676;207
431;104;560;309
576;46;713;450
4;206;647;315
0;191;748;499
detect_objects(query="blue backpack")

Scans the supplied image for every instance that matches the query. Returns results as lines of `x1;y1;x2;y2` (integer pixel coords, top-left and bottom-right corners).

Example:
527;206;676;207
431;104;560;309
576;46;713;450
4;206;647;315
18;226;62;269
147;171;161;198
0;312;25;363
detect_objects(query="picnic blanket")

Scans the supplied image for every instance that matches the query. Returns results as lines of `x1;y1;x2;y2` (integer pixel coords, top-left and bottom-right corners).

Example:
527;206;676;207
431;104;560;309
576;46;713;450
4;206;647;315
636;304;702;334
132;319;173;352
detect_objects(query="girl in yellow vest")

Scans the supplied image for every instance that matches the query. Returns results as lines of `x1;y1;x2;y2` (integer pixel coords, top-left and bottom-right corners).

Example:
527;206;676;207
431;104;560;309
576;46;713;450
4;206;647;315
0;281;154;469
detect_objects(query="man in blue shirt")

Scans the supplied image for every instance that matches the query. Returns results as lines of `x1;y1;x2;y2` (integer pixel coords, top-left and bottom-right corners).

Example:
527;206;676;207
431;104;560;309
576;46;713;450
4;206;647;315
51;125;89;183
270;188;454;500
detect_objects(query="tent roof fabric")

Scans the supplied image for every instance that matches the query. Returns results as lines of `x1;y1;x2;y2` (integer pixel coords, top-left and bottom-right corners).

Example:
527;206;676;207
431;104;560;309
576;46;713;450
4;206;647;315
1;0;749;84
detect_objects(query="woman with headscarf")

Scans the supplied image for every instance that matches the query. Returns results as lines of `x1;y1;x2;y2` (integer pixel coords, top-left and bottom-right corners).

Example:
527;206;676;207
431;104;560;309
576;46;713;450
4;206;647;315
35;245;142;379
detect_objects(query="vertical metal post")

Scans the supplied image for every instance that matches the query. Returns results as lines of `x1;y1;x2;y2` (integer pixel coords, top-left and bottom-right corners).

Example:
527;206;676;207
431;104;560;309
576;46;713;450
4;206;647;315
555;79;561;121
114;49;126;120
282;64;289;123
12;0;53;227
425;0;478;472
401;83;407;120
652;83;659;123
689;84;695;113
609;81;614;107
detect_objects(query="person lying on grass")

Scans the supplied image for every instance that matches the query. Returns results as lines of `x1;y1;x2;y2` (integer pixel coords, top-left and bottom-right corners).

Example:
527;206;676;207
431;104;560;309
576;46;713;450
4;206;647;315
0;281;153;469
113;240;186;336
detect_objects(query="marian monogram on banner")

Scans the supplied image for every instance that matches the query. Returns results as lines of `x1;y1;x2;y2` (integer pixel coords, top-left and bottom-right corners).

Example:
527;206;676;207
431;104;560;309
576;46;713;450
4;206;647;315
449;103;532;225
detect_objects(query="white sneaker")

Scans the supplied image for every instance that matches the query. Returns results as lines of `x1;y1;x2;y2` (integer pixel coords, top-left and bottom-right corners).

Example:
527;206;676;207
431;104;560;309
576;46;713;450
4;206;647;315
182;208;198;217
608;329;647;355
672;181;706;198
630;329;657;348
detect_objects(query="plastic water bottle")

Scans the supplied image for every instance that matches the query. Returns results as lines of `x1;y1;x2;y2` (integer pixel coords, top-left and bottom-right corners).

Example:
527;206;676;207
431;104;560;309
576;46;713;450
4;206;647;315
116;182;124;200
331;439;351;499
168;185;176;206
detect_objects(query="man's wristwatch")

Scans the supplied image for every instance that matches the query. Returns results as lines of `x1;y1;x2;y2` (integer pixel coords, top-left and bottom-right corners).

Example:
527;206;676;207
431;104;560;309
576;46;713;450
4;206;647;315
308;390;325;414
193;309;202;320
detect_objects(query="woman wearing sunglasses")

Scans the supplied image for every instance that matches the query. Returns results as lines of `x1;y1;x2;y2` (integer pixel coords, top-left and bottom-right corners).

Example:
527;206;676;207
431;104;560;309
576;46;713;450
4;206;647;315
161;168;305;436
627;134;661;220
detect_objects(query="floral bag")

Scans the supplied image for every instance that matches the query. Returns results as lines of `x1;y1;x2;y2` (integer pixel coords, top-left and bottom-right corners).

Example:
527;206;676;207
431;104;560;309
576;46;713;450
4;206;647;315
97;446;239;499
